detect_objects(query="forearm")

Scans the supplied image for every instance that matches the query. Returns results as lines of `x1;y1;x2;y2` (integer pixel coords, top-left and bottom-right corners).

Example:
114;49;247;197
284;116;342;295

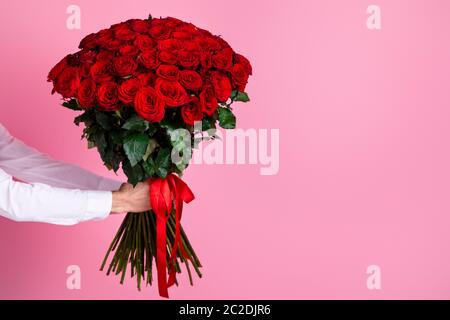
0;130;121;191
0;172;112;225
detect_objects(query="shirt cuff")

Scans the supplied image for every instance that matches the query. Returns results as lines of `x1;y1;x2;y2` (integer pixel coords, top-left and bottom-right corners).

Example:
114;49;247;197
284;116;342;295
83;190;113;221
98;177;123;191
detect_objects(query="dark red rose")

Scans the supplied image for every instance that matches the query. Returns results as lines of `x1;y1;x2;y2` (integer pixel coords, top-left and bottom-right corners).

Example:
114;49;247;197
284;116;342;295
158;50;177;65
129;19;151;33
113;23;136;41
119;45;139;56
78;49;96;64
234;54;252;75
54;67;80;98
212;48;233;70
79;62;94;78
137;73;157;87
156;64;179;82
139;49;160;70
179;70;203;91
181;96;203;125
216;36;232;49
134;34;155;52
157;39;183;52
104;39;122;51
200;52;212;70
176;23;199;35
155;78;189;107
78;33;97;49
134;87;165;122
118;78;141;105
113;55;138;77
172;31;194;40
200;84;218;116
195;36;221;52
77;78;97;108
149;24;171;40
48;55;69;82
96;29;114;47
177;50;200;69
231;63;250;91
211;72;232;102
97;82;119;111
96;50;115;61
90;60;113;83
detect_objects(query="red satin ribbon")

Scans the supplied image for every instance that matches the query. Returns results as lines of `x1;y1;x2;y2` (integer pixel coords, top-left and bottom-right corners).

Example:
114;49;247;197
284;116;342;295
148;173;194;298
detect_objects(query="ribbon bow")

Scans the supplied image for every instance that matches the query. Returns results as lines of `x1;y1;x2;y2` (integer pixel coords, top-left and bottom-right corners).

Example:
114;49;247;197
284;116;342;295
148;173;194;298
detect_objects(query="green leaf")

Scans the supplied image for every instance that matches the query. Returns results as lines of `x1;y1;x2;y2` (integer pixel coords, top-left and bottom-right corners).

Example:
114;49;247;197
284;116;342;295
74;110;93;126
231;91;250;102
123;133;150;167
142;158;156;177
143;139;158;161
122;160;142;186
202;117;216;131
218;107;236;129
155;148;171;179
95;110;112;130
62;99;82;111
122;115;151;132
92;130;107;154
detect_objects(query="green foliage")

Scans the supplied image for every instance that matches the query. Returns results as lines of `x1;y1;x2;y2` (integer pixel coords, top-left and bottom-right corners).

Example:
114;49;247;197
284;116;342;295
123;133;150;167
218;107;236;129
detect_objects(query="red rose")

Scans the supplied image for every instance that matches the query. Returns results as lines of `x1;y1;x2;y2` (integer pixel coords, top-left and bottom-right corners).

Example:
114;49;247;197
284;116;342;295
104;39;122;51
156;64;179;82
113;55;138;77
129;19;151;33
97;82;119;111
90;60;113;83
195;36;221;52
134;87;165;122
78;49;96;64
119;45;139;56
96;50;115;61
200;84;218;116
181;97;203;125
54;67;80;98
211;72;232;102
78;33;97;49
179;70;203;91
139;49;160;70
155;78;189;107
48;55;69;82
234;54;252;75
113;23;136;41
149;24;171;40
134;35;155;52
157;39;183;52
200;52;212;70
158;50;177;65
212;48;233;70
177;50;200;69
77;78;97;108
118;78;141;105
172;31;194;40
137;73;157;87
96;29;114;47
231;63;249;91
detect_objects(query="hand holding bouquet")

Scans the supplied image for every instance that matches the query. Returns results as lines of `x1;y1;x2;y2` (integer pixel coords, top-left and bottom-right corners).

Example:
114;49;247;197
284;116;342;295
48;15;252;297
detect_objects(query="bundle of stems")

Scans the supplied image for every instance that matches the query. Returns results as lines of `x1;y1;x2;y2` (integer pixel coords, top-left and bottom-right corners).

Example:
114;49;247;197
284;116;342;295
100;211;202;291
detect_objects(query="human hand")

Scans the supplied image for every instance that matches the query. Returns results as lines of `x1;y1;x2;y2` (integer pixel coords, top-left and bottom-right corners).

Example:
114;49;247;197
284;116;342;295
111;182;151;214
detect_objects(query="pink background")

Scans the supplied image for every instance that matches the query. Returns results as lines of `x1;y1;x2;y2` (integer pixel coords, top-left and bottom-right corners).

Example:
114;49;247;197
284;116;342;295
1;0;450;299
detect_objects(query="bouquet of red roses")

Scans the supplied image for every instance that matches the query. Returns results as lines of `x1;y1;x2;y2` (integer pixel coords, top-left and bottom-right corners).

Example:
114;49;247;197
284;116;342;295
47;15;252;297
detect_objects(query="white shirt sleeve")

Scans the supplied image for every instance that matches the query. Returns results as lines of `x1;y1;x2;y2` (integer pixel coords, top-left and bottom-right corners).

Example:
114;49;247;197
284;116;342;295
0;123;123;225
